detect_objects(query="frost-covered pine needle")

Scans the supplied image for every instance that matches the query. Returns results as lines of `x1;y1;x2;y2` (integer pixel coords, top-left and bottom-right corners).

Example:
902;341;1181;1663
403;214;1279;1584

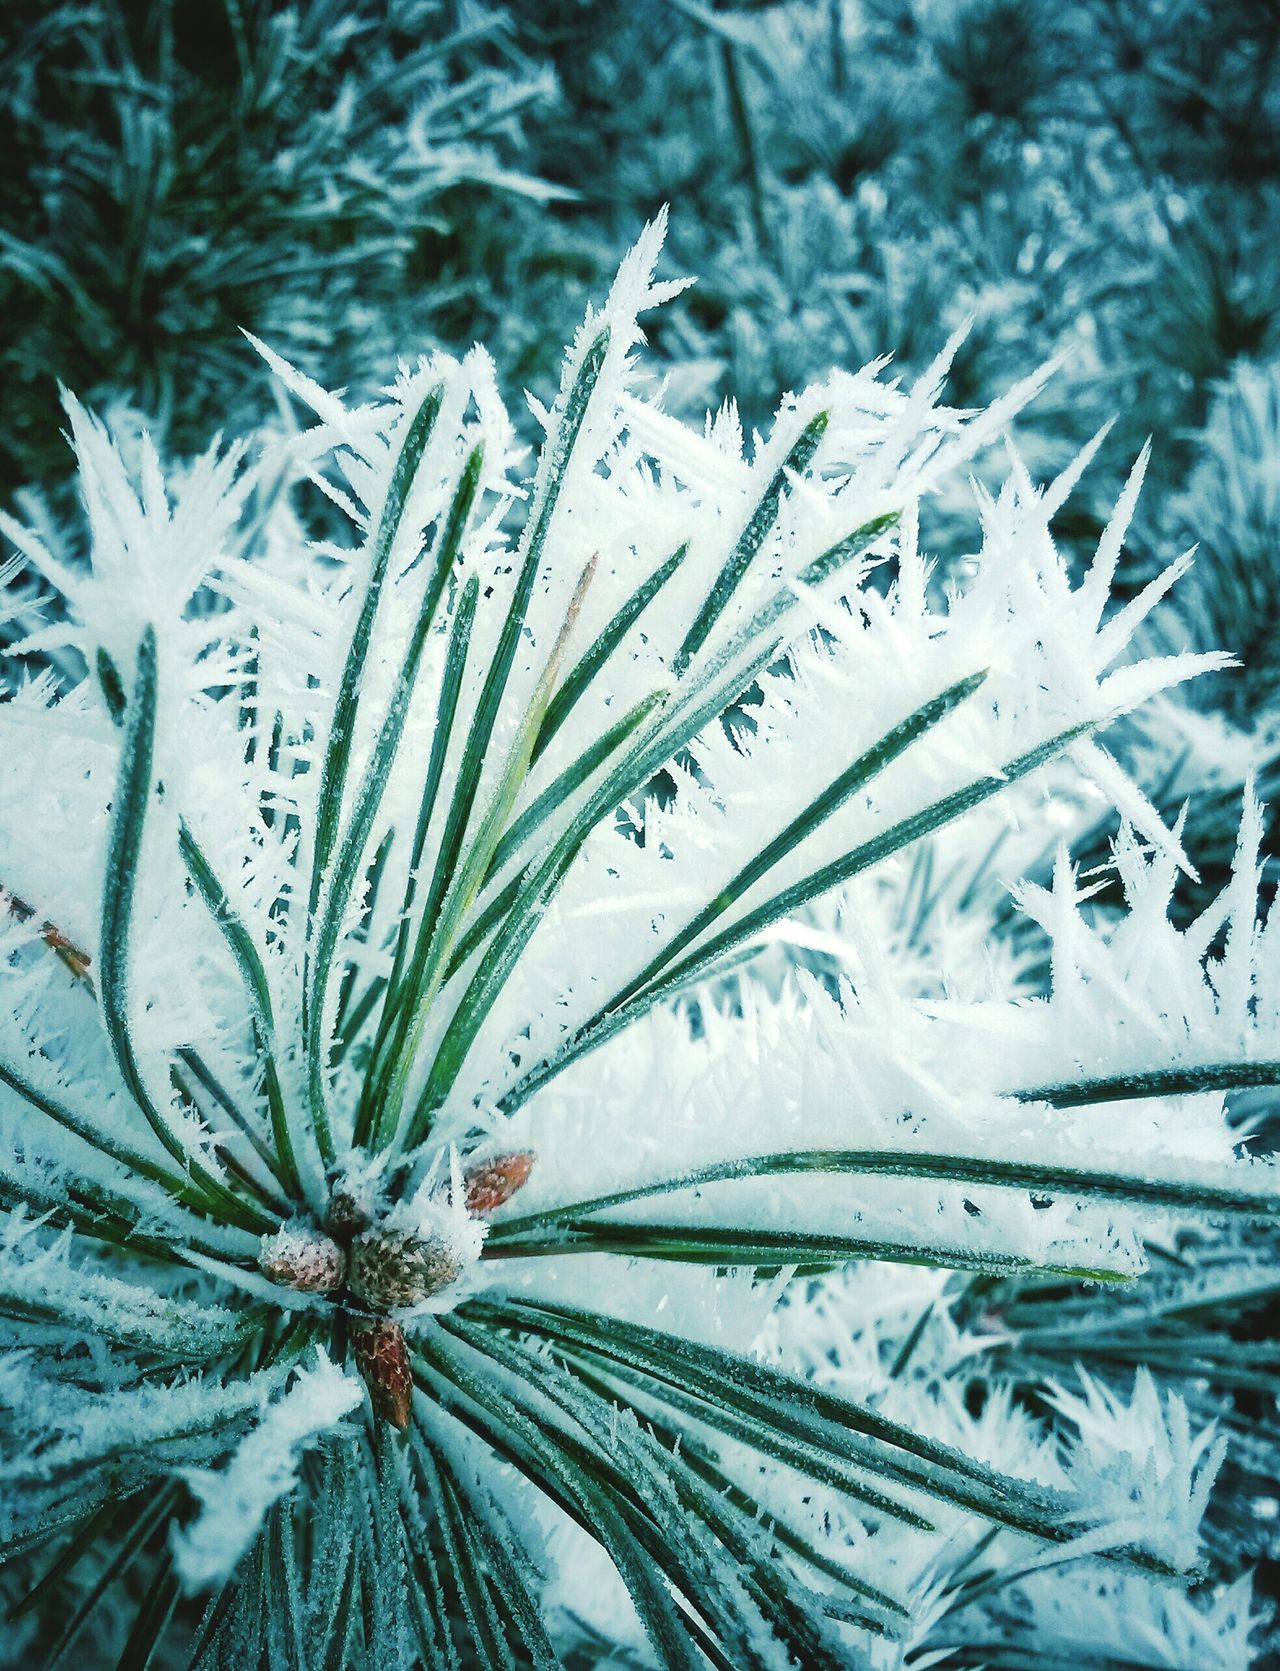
0;221;1274;1668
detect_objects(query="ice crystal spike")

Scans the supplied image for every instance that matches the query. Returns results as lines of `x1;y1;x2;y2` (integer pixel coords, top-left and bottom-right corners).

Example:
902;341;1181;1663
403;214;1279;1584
463;1150;536;1216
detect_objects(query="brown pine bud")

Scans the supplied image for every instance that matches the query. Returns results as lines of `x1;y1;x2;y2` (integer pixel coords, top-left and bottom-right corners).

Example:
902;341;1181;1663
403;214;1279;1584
464;1151;535;1217
325;1182;375;1239
352;1321;412;1431
347;1228;461;1309
258;1227;346;1293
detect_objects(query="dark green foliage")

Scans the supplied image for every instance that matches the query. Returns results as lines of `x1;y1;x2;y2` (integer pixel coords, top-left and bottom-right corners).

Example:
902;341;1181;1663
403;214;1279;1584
0;0;556;494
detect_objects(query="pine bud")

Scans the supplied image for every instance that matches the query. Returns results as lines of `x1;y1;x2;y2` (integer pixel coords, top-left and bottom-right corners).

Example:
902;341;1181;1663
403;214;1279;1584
325;1181;375;1239
464;1151;535;1216
352;1321;412;1431
347;1228;461;1309
258;1226;346;1293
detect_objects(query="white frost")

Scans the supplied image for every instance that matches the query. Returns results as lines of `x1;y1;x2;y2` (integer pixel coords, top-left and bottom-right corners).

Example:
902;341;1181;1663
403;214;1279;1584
172;1349;361;1591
